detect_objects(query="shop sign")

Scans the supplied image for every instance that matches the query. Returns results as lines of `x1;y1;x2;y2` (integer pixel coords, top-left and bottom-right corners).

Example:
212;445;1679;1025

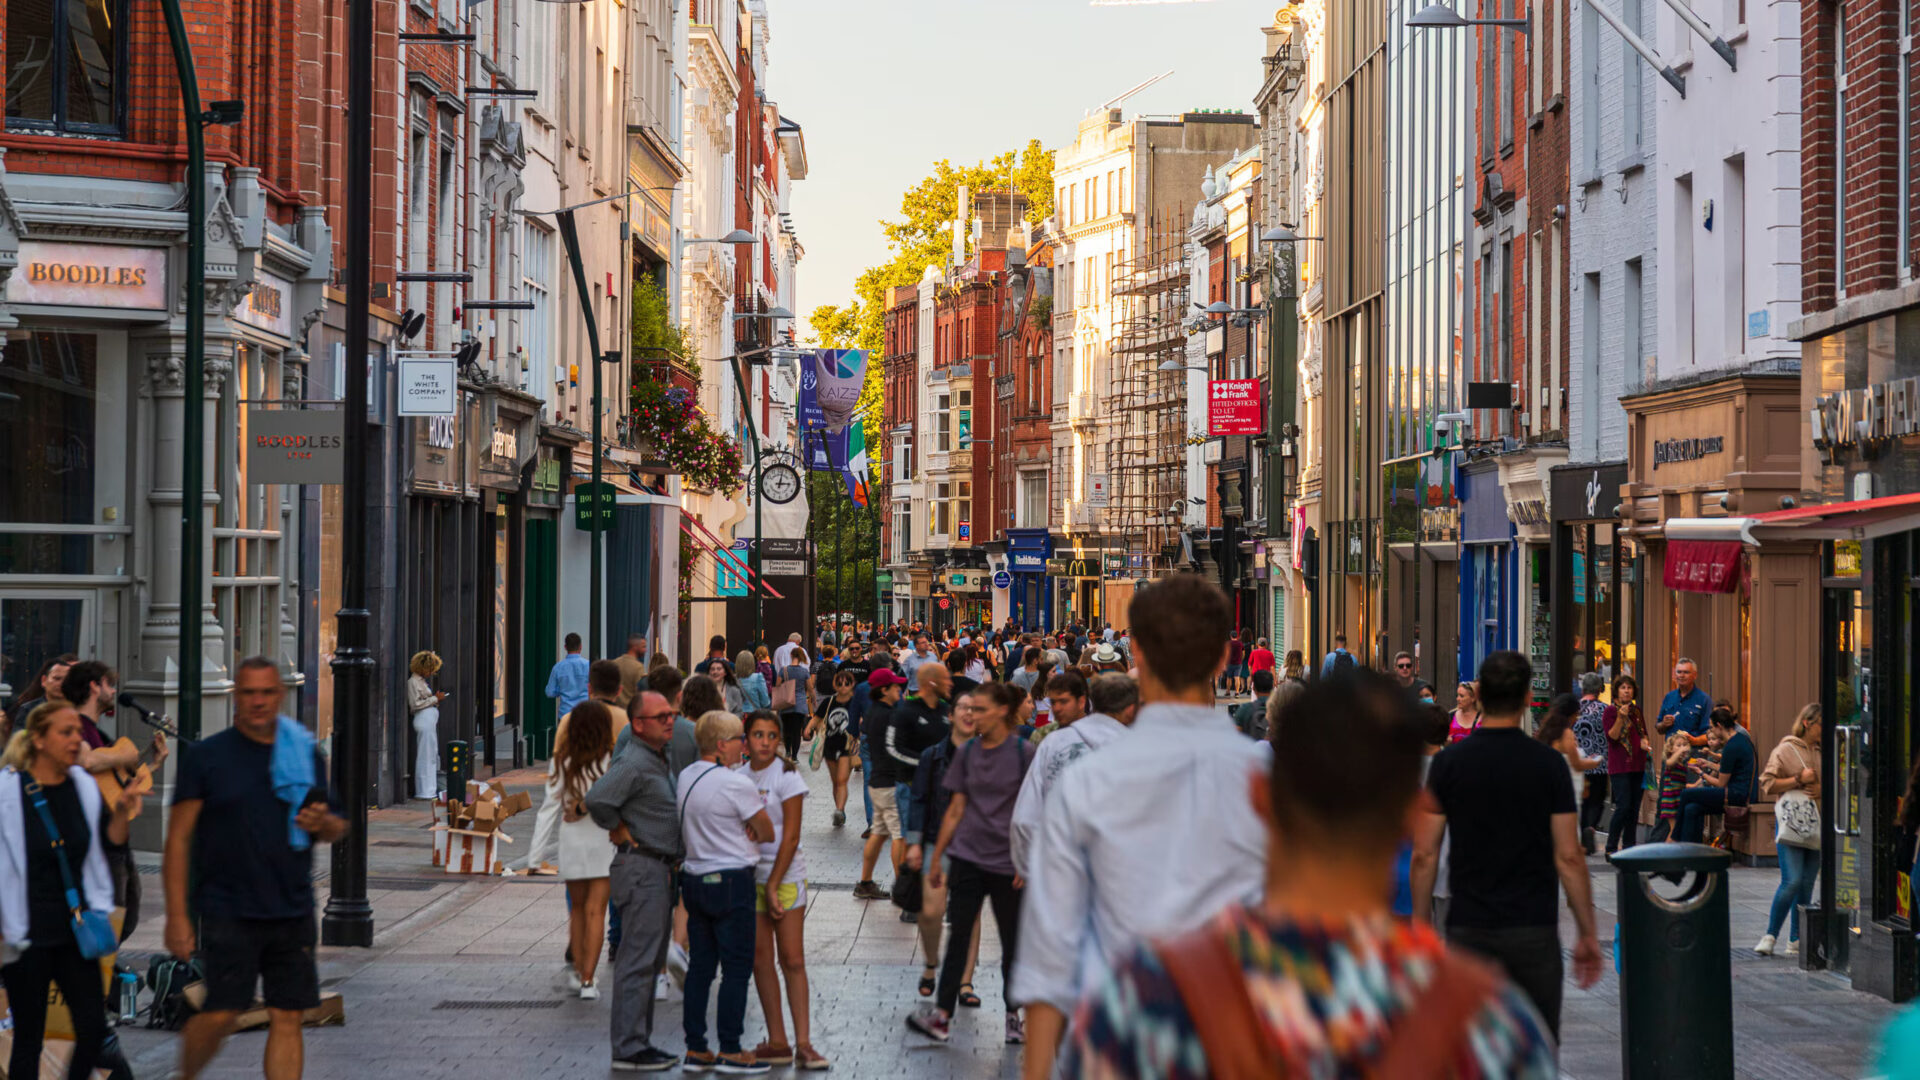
1011;552;1045;572
574;481;618;529
1652;435;1724;469
531;451;563;505
949;573;969;586
10;241;167;312
764;559;807;576
937;596;950;610
1505;499;1547;528
398;357;458;416
1086;475;1109;507
1291;505;1308;569
1208;379;1263;436
1550;463;1629;522
246;409;344;484
235;275;294;338
893;583;914;598
1812;376;1920;463
1103;552;1125;571
958;518;971;540
993;570;1012;589
1663;539;1741;594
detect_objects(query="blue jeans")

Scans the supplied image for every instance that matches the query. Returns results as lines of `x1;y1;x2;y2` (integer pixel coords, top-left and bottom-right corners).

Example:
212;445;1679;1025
679;867;757;1055
859;736;874;827
1767;842;1820;940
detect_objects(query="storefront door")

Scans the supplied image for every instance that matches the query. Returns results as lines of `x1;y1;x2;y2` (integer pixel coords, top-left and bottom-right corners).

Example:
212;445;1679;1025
1822;585;1866;978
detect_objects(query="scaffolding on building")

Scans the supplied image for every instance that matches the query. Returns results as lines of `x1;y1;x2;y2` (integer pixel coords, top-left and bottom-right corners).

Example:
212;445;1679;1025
1108;220;1191;566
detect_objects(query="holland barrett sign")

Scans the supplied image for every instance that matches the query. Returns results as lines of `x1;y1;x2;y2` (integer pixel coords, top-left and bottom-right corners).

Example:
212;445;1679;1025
247;409;345;484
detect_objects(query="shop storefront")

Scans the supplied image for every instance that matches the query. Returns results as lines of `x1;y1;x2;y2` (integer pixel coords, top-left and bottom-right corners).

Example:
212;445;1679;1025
0;168;328;763
1048;541;1111;630
1458;458;1516;682
475;389;539;767
945;569;990;630
1003;528;1052;633
1498;449;1562;710
1549;462;1632;696
1384;453;1459;692
520;432;572;759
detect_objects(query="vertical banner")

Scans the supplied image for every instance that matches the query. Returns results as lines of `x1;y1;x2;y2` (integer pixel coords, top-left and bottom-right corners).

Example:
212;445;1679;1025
805;349;870;505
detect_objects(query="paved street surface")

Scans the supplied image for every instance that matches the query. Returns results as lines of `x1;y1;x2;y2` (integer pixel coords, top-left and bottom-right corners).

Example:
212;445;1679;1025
111;708;1900;1078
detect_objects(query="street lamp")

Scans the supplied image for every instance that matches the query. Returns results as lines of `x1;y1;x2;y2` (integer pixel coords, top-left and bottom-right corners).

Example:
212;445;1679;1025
1158;360;1211;373
687;229;755;245
1406;2;1531;32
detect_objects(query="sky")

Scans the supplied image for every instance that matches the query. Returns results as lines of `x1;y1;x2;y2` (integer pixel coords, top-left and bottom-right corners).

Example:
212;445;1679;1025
769;0;1278;327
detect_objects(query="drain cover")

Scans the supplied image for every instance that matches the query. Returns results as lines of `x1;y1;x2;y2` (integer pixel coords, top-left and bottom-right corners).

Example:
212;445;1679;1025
433;1000;564;1011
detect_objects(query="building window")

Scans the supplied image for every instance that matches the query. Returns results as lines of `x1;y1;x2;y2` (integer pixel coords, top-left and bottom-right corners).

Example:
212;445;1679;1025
1118;167;1128;210
523;223;555;398
931;482;951;536
1579;0;1599;176
6;0;127;134
1498;0;1514;148
1623;0;1643;154
1624;257;1644;392
1723;155;1746;356
1834;17;1847;291
1020;474;1047;529
956;481;971;539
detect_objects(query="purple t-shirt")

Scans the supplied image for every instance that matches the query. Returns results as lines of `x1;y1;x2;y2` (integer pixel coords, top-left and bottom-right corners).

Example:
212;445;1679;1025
941;735;1033;876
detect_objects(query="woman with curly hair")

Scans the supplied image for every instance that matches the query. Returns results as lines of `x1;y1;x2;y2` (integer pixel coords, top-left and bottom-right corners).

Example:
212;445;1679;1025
407;651;445;799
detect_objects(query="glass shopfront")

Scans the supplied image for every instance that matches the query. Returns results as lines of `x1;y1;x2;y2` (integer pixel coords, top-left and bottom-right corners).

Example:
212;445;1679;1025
1551;463;1635;695
0;328;125;703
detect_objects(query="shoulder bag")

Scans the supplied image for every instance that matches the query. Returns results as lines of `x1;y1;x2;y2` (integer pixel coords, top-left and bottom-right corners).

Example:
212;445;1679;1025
771;673;797;712
1153;923;1501;1080
24;779;119;959
1774;742;1823;850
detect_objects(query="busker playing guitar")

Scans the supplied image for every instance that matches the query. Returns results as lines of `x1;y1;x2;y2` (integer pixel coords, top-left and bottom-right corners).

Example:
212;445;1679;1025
62;661;168;940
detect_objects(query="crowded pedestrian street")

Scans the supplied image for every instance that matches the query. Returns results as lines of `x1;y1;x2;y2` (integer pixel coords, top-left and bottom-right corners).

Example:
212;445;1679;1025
93;702;1896;1080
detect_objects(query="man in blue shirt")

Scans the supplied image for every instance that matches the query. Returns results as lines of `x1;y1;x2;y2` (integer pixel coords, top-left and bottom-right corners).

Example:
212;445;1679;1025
545;632;590;720
1678;707;1756;843
1320;632;1355;677
1656;657;1712;743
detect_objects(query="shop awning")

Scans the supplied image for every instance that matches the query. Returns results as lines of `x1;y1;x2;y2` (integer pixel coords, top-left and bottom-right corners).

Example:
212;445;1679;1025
1662;539;1742;593
1667;492;1920;547
679;516;786;600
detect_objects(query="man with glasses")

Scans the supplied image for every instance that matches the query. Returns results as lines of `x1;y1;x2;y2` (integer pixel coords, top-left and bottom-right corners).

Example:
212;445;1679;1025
1392;651;1432;702
1656;658;1712;745
586;691;685;1072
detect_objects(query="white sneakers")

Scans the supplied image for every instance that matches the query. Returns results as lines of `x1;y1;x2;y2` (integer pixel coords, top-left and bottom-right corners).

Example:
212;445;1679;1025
1782;940;1800;957
1754;934;1776;955
666;942;691;988
580;981;600;1000
566;966;584;991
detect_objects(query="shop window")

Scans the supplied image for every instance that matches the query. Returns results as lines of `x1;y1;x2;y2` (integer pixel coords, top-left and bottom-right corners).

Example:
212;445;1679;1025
0;331;98;576
6;0;127;134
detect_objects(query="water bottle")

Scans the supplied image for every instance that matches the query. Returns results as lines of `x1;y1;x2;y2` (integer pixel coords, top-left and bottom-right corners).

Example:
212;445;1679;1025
116;970;140;1023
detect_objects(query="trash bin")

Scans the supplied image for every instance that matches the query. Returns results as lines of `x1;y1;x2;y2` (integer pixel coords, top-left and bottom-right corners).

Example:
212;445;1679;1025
1612;842;1734;1079
445;738;471;798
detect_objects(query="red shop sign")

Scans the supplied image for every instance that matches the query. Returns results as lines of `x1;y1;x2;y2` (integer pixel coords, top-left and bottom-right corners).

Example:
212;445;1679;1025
1208;379;1264;436
1663;540;1742;594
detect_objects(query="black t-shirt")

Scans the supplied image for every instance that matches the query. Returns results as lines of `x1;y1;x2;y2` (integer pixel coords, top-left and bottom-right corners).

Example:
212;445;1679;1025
20;773;90;944
813;693;861;742
1425;726;1576;930
173;727;335;920
864;703;898;785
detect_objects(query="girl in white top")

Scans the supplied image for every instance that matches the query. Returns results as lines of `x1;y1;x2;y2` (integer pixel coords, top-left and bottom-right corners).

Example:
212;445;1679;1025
406;650;445;799
740;711;828;1070
553;701;616;998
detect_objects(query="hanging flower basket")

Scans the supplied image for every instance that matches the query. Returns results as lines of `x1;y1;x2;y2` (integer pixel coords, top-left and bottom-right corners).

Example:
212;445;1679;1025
630;380;746;497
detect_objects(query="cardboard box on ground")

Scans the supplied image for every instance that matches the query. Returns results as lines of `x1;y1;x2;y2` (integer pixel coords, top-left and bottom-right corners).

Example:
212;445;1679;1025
429;780;532;874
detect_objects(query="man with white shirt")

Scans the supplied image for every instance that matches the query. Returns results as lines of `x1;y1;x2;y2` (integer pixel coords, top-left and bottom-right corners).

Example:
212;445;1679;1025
772;632;803;673
1013;574;1267;1080
1009;673;1136;878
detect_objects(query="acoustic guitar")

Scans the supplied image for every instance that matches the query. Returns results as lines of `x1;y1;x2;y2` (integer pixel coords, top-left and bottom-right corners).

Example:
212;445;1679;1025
89;702;183;819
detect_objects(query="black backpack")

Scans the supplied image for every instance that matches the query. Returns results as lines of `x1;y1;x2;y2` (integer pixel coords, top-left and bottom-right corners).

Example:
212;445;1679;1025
145;954;204;1030
1333;650;1357;675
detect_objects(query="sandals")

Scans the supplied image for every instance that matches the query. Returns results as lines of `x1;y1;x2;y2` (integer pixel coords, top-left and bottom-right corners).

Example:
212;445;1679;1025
958;982;982;1009
918;968;936;997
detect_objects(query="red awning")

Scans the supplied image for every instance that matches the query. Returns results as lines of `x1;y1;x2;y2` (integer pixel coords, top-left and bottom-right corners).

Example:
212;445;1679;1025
1745;490;1920;541
1664;539;1742;593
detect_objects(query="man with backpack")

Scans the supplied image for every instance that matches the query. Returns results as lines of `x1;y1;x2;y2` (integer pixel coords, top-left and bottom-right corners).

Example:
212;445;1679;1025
1061;670;1557;1078
1320;632;1356;678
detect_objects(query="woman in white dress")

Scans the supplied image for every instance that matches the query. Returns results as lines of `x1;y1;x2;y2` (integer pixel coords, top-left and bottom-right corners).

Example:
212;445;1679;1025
554;700;617;998
406;651;444;799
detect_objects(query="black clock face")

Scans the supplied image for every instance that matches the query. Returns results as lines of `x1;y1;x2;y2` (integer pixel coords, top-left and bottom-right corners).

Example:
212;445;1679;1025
761;463;801;504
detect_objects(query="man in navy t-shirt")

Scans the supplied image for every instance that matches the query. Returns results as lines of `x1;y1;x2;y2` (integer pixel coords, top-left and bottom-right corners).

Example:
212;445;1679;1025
166;657;345;1080
1677;707;1757;843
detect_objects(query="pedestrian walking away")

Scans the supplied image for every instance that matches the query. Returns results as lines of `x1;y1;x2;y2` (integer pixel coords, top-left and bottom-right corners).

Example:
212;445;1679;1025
1757;703;1823;957
1412;650;1602;1040
546;633;592;720
406;650;446;800
1014;574;1268;1080
1574;673;1612;854
164;657;348;1080
614;635;651;712
674;711;774;1073
1061;671;1557;1078
555;700;618;998
1;702;144;1080
1009;671;1134;878
586;690;684;1072
774;646;813;760
740;711;830;1070
907;682;1035;1046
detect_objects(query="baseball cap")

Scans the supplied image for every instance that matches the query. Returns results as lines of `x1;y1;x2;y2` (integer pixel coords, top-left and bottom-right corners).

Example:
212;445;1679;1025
868;669;908;689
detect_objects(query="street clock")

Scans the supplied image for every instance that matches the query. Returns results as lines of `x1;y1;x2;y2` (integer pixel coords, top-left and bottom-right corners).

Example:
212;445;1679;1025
759;461;801;504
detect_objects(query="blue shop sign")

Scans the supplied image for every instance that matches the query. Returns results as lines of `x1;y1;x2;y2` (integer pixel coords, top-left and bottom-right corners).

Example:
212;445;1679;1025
1010;553;1046;571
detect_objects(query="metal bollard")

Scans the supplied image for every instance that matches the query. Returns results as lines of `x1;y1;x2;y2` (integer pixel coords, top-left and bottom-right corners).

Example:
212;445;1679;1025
445;739;471;799
1611;842;1734;1079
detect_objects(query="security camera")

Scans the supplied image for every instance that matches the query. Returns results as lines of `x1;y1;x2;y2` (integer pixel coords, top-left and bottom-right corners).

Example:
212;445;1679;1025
1433;411;1470;440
